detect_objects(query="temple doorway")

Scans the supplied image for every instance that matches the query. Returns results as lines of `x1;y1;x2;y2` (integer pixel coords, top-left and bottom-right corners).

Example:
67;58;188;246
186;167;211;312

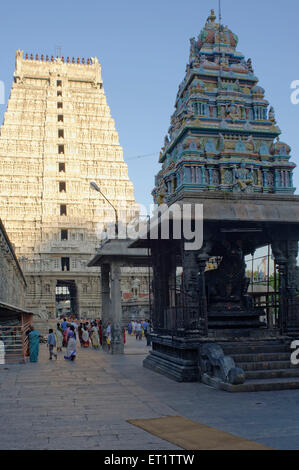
55;280;78;318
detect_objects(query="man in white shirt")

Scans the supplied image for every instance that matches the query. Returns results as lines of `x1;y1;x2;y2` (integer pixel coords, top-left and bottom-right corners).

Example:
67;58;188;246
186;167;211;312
136;322;142;341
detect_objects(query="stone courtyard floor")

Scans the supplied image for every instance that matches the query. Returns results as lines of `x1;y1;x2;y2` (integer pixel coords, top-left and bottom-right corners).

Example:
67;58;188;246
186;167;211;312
0;334;299;450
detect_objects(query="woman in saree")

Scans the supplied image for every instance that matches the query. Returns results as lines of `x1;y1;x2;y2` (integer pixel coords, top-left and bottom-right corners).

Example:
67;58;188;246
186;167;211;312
96;320;103;346
90;322;100;349
28;326;41;362
55;323;63;352
78;323;83;347
98;321;103;347
64;330;77;361
81;325;90;348
63;323;70;347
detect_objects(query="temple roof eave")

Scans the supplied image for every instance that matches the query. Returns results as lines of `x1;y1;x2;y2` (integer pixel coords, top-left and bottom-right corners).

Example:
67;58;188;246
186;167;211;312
162;154;296;173
160;124;281;162
175;69;259;104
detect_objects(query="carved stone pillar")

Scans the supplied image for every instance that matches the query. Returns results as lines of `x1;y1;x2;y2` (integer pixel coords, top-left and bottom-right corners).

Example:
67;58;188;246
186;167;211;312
151;244;163;331
272;240;299;333
101;264;110;327
110;262;124;354
197;255;209;336
168;248;177;308
182;250;200;332
286;241;299;330
278;263;287;333
272;241;288;333
151;242;170;331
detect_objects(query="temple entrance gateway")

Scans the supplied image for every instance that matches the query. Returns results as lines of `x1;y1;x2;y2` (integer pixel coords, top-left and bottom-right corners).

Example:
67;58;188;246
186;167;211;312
56;280;78;318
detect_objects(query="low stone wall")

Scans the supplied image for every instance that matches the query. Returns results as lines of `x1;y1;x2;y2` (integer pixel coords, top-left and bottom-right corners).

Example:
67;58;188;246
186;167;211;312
32;318;58;336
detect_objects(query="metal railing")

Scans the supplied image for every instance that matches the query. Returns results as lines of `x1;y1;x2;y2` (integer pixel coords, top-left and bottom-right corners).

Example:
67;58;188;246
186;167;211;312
0;318;31;364
161;305;206;337
251;291;280;329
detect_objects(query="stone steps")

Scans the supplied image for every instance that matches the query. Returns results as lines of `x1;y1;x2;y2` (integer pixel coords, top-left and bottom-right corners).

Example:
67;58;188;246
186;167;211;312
237;360;294;371
245;368;299;380
143;351;199;383
208;320;265;329
223;345;290;355
213;340;299;392
208;311;262;317
220;377;299;393
231;352;291;362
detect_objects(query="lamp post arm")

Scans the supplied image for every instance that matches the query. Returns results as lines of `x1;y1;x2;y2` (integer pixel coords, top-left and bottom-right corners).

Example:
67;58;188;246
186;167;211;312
100;190;118;234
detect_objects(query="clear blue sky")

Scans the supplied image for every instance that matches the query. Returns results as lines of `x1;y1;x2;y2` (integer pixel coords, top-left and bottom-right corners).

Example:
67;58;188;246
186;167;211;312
0;0;299;210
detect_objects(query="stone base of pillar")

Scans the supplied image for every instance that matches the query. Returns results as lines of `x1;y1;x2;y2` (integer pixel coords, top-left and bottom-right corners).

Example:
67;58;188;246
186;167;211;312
111;340;124;355
143;334;201;382
111;323;124;355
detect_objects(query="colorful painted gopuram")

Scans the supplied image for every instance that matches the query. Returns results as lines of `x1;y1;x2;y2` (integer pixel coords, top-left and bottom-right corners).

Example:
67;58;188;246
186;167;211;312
153;9;295;204
133;10;299;391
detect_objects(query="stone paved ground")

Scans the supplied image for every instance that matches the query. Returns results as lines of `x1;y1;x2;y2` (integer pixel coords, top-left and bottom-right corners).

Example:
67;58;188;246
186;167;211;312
0;334;299;450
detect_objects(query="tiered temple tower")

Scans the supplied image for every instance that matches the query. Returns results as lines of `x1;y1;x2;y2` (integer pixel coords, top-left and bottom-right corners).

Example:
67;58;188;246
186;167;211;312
0;51;139;318
153;10;295;203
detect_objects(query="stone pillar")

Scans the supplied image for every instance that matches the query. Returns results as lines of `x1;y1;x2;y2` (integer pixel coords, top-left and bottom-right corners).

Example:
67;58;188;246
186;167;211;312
272;240;299;333
151;245;161;331
182;250;200;332
151;242;170;331
278;263;287;333
197;255;209;336
101;264;111;326
272;241;288;333
286;241;299;331
110;262;124;354
168;248;177;308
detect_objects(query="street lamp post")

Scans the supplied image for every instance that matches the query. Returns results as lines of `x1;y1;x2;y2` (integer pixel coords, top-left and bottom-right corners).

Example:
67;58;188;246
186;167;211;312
90;181;118;236
90;181;123;354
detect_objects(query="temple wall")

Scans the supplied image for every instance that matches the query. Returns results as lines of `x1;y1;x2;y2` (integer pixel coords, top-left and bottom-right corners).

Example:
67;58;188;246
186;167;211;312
0;220;26;309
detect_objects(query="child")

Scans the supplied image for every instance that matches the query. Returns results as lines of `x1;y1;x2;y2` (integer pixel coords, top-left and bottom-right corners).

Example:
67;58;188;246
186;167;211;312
106;322;112;352
47;329;57;360
55;323;63;352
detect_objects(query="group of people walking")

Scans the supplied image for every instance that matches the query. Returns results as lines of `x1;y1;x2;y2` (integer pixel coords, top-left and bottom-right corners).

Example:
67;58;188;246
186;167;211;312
78;321;103;349
54;318;105;359
26;316;151;363
26;318;104;363
127;319;151;346
54;319;79;361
